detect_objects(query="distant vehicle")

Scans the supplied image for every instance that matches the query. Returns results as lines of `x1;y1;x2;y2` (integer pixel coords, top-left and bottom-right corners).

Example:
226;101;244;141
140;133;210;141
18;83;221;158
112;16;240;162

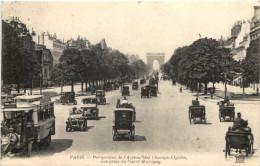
188;105;206;124
225;127;254;158
1;95;55;157
132;81;139;90
141;86;150;98
218;101;235;122
145;85;157;97
95;90;106;105
66;108;87;132
60;92;77;105
140;79;146;84
122;85;130;96
112;108;135;141
81;97;99;120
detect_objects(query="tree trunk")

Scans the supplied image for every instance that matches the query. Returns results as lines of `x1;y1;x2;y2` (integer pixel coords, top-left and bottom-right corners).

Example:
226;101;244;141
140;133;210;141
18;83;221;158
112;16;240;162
225;81;227;97
204;83;208;95
81;80;83;92
71;80;74;92
85;80;88;92
24;84;26;94
17;83;21;94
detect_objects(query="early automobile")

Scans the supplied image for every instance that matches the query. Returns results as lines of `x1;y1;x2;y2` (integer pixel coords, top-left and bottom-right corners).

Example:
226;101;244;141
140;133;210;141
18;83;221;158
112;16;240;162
95;90;106;105
225;127;254;158
116;99;136;121
132;81;139;90
141;86;150;98
145;85;157;97
81;97;99;119
60;92;77;105
1;95;55;157
188;105;206;124
112;108;135;141
122;85;130;96
218;101;235;122
66;108;87;132
140;79;146;84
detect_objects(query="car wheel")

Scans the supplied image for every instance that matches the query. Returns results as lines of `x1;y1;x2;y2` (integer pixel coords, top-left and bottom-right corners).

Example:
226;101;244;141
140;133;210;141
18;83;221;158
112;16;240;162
66;126;69;132
65;100;70;105
74;100;77;105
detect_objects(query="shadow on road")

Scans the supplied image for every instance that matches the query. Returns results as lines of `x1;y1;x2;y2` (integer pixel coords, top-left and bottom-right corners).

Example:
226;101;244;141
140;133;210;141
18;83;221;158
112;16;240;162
87;126;94;130
134;121;141;123
34;139;73;156
98;116;107;119
134;135;146;141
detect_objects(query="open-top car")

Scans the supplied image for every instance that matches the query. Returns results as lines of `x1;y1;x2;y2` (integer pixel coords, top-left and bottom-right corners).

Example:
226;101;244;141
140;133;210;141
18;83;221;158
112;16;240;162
60;92;77;105
225;127;254;158
218;101;235;122
1;95;55;157
122;85;130;96
95;90;106;105
66;108;87;132
112;108;135;141
81;97;99;120
132;81;139;90
188;105;206;124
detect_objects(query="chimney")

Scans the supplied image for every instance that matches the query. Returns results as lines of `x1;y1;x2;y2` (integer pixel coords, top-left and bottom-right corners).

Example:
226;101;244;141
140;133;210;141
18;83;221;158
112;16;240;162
254;6;260;20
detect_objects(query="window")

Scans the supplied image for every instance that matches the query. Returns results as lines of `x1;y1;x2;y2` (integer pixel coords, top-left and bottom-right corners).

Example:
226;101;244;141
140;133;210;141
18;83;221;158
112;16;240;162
38;109;44;121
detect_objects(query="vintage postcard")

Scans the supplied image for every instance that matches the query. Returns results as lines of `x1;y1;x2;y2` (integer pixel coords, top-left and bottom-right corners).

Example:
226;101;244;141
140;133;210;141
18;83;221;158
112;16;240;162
1;1;260;166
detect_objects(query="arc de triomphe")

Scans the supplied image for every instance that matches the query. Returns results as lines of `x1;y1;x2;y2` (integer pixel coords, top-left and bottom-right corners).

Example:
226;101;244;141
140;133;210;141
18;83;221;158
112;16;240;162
146;53;165;71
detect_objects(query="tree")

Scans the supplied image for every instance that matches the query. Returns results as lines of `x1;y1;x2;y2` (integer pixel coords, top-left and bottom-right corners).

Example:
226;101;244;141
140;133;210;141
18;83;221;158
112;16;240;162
59;48;85;92
242;38;260;87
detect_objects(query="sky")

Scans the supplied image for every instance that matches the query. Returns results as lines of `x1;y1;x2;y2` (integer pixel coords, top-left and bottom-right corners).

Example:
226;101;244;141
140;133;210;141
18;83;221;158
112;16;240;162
1;1;260;63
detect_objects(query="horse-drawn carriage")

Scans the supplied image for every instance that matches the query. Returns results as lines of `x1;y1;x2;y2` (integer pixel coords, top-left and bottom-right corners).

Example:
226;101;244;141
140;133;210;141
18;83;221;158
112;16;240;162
218;101;235;122
141;86;150;98
112;109;135;141
188;105;206;124
225;127;254;158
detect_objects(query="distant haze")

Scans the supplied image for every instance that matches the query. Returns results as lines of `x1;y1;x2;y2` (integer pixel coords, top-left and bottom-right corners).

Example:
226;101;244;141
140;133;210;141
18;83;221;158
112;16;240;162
2;1;259;63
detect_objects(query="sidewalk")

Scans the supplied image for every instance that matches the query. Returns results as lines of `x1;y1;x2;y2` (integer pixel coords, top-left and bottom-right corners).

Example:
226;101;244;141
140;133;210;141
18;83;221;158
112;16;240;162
178;84;260;104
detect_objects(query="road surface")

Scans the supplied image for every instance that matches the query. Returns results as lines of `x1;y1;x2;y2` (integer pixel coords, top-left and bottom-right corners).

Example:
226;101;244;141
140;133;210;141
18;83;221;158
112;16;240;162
3;80;259;166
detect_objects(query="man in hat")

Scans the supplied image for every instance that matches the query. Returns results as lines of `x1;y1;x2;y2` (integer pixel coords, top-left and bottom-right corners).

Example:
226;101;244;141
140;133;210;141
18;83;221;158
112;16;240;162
233;112;245;130
121;97;128;105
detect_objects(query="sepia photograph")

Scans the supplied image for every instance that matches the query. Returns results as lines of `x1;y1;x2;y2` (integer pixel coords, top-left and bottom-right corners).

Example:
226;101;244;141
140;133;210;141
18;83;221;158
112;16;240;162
1;1;260;166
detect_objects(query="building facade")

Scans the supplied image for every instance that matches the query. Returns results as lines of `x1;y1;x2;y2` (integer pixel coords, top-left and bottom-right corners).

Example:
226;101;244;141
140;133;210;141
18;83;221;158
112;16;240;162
33;32;66;66
35;45;53;86
67;36;91;50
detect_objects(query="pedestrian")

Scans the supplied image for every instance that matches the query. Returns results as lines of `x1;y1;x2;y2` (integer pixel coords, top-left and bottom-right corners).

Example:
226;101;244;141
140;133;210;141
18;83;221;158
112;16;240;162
180;87;182;93
210;88;214;99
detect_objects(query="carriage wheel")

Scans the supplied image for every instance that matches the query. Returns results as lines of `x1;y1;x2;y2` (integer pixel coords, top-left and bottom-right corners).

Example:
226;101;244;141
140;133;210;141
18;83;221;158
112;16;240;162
225;142;229;158
219;111;222;122
113;131;118;141
65;100;70;105
80;123;85;132
27;141;33;157
66;125;70;132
